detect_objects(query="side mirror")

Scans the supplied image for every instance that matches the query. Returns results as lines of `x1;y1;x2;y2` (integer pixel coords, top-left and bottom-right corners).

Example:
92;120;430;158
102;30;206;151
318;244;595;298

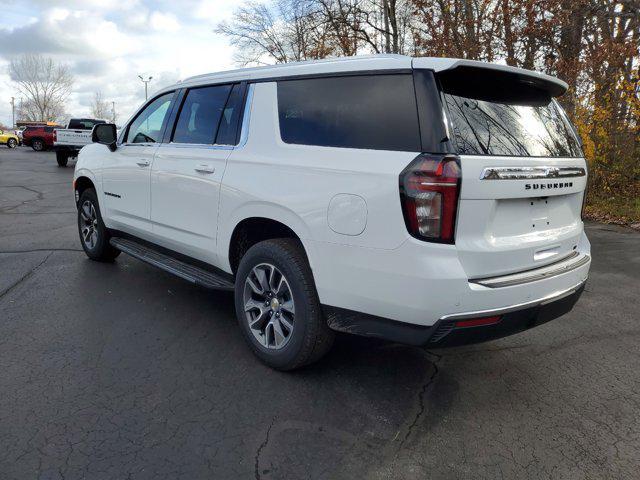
92;123;117;151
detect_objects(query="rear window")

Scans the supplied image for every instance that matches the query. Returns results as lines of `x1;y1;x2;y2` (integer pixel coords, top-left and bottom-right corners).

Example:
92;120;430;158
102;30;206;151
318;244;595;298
440;72;582;158
68;119;105;130
277;74;421;152
172;85;232;144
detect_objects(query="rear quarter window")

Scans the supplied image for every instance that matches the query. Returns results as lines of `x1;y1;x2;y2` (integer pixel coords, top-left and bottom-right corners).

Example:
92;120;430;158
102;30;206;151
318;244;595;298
277;74;421;152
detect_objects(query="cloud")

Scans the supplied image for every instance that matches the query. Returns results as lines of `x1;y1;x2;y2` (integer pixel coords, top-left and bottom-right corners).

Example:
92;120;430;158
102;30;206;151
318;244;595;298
0;0;245;126
0;9;132;57
193;0;240;22
150;12;180;32
72;60;110;76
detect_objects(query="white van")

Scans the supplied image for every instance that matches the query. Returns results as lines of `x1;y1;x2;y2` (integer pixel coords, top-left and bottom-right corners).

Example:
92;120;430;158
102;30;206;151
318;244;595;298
74;55;590;370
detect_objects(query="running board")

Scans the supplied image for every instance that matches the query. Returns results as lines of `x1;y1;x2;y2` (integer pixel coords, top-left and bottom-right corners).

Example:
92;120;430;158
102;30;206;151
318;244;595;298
110;237;234;291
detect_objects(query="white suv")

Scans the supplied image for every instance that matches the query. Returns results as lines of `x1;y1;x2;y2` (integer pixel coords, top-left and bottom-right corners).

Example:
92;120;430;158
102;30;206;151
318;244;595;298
74;55;590;370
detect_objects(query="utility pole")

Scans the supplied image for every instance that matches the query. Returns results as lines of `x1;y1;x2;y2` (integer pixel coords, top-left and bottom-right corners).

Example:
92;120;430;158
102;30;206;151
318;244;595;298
10;97;15;128
111;101;116;124
138;75;153;101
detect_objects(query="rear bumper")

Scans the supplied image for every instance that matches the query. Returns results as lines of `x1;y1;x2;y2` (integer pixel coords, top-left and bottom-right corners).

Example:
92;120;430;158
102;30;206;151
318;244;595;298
311;231;591;327
324;280;586;347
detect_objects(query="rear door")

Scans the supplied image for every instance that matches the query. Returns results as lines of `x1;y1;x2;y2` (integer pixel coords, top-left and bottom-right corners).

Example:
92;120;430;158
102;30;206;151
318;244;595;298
150;83;246;264
436;68;587;278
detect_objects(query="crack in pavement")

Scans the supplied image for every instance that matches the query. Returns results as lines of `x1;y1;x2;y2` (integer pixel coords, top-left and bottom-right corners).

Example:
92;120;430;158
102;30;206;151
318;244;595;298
398;350;441;448
0;251;53;300
255;417;276;480
0;185;45;213
362;349;443;479
0;168;71;174
0;248;82;254
0;182;70;188
0;211;76;215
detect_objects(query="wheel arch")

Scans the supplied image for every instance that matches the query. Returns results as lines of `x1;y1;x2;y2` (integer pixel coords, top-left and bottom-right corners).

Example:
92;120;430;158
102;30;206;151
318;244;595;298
228;217;308;275
73;175;96;206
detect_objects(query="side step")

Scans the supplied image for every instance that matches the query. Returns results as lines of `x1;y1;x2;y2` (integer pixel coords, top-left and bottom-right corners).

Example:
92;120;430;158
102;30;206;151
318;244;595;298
110;237;234;291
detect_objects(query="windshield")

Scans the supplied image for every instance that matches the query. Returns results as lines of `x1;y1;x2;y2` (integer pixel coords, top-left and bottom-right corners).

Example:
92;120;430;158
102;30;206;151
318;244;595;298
443;94;582;157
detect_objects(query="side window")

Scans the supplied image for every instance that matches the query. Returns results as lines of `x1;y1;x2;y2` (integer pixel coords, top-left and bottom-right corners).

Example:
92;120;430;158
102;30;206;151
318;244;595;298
44;127;54;133
215;83;245;145
277;74;421;152
172;85;232;144
126;93;174;144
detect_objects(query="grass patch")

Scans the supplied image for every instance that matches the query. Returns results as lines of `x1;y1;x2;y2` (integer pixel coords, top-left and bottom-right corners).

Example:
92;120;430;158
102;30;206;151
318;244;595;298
584;195;640;224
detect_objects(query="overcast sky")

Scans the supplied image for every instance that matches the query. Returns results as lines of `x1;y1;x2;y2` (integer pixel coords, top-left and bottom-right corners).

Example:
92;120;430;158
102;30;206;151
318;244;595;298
0;0;246;127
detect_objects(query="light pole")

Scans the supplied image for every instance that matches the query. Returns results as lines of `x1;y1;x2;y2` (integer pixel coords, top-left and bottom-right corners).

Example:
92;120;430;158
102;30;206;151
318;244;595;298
138;75;153;101
10;97;15;128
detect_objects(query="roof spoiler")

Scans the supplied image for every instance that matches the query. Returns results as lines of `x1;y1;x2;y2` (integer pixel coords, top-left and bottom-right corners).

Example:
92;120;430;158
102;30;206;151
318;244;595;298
413;58;568;98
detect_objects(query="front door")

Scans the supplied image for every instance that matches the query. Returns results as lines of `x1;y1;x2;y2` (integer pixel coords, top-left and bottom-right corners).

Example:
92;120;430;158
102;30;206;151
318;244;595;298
101;92;175;235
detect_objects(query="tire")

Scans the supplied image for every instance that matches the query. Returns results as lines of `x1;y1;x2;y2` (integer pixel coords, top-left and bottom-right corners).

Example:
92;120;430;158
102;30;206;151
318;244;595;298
77;189;120;262
31;139;44;151
235;238;334;370
7;138;17;148
56;151;68;167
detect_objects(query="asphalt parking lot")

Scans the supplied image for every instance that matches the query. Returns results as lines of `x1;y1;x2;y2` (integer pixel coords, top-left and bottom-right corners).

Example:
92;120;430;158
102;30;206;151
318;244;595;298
0;147;638;480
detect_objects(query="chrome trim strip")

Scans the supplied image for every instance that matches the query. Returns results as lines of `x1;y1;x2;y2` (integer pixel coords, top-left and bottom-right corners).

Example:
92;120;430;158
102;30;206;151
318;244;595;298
237;84;254;149
440;279;587;321
420;182;457;187
471;253;590;288
157;143;234;151
480;166;586;180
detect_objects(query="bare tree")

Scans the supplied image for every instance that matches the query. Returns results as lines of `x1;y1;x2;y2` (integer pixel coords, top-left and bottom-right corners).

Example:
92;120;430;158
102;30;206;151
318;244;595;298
90;91;110;120
216;0;329;65
16;97;67;124
9;54;73;122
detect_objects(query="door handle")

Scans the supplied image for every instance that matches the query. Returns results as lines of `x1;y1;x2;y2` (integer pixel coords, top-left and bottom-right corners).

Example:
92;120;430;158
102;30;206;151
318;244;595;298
195;164;215;174
136;160;150;167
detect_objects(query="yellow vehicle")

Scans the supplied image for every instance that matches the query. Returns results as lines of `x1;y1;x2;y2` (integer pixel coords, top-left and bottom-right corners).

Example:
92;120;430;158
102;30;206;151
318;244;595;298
0;129;19;148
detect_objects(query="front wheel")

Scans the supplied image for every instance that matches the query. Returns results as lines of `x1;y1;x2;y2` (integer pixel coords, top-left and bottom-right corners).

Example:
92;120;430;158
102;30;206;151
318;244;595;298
7;138;17;148
235;238;334;370
77;189;120;262
56;151;68;167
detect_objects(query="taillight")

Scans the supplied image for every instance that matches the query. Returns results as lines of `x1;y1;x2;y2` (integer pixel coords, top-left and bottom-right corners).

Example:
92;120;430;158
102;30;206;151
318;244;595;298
580;162;589;220
399;154;461;244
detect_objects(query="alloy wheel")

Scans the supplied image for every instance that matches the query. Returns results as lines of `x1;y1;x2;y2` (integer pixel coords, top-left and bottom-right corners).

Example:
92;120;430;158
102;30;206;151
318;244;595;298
79;200;99;250
7;139;16;148
243;263;295;350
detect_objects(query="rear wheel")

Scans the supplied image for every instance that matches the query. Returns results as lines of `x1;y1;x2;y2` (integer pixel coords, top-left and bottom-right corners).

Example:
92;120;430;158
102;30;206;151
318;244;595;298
56;151;68;167
31;139;44;151
77;189;120;262
7;138;17;148
235;239;334;370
